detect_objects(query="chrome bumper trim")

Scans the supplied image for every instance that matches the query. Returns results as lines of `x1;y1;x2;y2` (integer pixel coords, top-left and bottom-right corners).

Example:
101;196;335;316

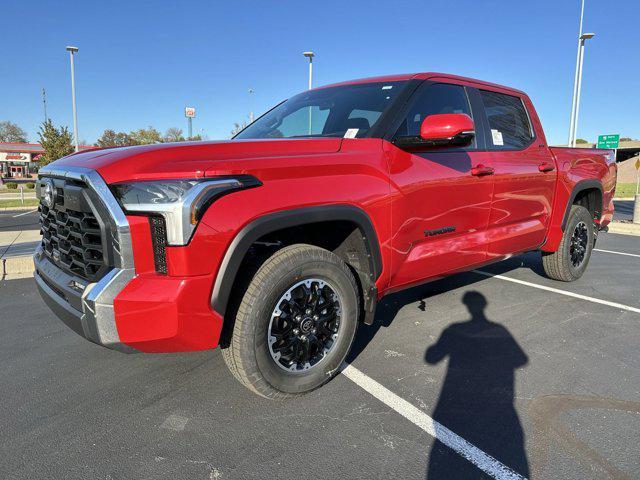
36;164;136;352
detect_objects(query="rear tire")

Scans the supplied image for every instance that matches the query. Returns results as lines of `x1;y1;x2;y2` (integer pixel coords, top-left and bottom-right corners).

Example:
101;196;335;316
222;244;360;398
542;205;594;282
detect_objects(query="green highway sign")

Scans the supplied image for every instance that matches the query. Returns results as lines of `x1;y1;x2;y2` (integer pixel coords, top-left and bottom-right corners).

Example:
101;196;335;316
597;134;620;149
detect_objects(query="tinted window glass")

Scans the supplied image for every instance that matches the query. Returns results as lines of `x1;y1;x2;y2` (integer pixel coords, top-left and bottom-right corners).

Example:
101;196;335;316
235;81;408;139
395;83;472;137
278;106;330;137
479;90;533;149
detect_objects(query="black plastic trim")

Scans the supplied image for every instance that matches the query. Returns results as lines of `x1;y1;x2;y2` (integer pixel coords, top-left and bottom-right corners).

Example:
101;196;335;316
210;205;383;317
34;270;85;337
560;179;604;231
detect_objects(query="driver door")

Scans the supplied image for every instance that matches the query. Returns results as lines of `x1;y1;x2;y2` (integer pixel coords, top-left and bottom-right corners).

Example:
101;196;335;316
385;82;494;291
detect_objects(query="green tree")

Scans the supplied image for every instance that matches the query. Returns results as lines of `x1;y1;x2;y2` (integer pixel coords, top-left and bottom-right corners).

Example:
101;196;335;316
0;120;28;142
96;129;135;147
575;138;589;144
129;126;162;145
187;134;203;141
37;120;73;165
163;127;185;142
230;121;247;137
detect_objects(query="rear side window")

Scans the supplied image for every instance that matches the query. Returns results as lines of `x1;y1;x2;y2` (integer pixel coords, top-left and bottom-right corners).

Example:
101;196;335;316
479;90;533;150
395;83;472;137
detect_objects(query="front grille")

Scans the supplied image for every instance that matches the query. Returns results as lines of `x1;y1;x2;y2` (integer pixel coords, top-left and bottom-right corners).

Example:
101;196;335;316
38;179;109;282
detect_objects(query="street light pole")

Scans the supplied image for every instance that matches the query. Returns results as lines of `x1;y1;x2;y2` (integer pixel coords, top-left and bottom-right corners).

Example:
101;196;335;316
567;1;595;147
572;32;594;147
248;88;255;123
303;51;314;89
66;46;79;151
303;52;315;134
567;0;585;147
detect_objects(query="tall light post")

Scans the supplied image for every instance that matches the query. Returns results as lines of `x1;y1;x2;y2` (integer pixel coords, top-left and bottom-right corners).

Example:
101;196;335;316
66;46;79;151
567;1;595;147
248;88;255;123
571;32;595;147
303;51;315;134
303;51;314;89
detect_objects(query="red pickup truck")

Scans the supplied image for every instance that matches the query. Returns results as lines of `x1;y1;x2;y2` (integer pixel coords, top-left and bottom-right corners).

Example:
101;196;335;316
35;72;616;398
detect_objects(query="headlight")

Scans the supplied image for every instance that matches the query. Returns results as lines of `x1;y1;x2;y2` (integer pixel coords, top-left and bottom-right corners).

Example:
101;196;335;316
111;176;260;245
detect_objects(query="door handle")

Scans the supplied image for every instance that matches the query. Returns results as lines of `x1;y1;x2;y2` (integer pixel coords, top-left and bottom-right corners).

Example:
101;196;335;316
538;162;555;172
471;165;495;176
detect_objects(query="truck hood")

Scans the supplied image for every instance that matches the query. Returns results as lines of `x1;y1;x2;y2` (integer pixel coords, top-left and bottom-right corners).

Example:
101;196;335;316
49;138;343;184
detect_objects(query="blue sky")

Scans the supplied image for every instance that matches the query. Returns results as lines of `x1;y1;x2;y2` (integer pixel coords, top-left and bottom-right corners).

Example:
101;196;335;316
2;0;638;146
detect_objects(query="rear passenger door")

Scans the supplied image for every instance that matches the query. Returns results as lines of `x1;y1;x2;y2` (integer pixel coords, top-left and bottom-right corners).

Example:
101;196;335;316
474;89;556;258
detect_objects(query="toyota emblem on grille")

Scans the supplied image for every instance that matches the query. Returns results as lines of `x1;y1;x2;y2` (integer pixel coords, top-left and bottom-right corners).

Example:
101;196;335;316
41;179;55;208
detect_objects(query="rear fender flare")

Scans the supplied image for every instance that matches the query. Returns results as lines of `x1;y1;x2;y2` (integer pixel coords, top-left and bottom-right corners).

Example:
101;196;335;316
560;179;603;231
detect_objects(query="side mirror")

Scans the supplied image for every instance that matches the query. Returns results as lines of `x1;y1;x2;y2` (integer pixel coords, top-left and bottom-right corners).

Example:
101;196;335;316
394;113;475;149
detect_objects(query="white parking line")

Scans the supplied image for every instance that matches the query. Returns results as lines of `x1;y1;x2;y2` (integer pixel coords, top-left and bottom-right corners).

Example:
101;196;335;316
12;209;37;218
473;270;640;314
594;248;640;258
342;364;526;480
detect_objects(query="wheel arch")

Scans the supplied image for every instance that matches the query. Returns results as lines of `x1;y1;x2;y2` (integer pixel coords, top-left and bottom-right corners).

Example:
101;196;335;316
561;179;603;231
210;204;383;326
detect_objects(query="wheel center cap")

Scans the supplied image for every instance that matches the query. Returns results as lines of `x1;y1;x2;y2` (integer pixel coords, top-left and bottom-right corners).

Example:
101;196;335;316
300;318;314;333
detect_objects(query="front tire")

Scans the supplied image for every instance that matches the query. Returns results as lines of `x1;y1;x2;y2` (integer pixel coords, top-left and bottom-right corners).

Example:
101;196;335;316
222;244;360;398
542;205;595;282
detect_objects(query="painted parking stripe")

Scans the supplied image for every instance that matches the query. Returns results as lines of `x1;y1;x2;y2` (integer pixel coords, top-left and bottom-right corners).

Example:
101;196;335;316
12;209;37;218
473;270;640;314
594;248;640;258
342;364;526;480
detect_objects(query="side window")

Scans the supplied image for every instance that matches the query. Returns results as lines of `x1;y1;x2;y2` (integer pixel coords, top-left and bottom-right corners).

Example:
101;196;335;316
479;90;533;150
395;83;473;139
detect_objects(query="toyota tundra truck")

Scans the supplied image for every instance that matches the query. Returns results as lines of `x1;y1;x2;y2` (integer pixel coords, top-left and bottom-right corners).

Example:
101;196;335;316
34;72;616;398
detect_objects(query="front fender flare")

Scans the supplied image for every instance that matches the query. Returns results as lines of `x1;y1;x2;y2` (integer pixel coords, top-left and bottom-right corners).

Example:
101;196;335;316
210;204;383;320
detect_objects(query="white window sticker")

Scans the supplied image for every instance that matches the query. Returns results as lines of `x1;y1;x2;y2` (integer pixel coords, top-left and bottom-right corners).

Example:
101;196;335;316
491;129;504;146
382;85;393;90
344;128;359;139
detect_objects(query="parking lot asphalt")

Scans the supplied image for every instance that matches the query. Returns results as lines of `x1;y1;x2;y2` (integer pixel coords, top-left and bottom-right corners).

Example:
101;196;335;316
613;200;634;222
1;232;639;479
0;208;39;232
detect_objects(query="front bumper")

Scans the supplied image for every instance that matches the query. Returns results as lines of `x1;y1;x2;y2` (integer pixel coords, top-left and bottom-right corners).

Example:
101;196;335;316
35;164;226;354
35;247;223;353
34;249;136;353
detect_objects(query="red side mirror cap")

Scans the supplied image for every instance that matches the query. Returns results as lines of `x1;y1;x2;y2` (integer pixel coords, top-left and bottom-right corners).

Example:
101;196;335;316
420;113;475;141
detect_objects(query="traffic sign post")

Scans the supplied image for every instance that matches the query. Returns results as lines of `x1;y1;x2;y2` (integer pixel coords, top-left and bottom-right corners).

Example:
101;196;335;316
185;107;196;139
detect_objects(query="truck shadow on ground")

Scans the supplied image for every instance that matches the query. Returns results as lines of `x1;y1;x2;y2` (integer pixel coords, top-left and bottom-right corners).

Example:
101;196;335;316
347;267;532;478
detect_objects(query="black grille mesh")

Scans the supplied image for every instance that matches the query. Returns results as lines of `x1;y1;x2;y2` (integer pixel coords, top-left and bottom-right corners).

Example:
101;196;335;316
39;203;105;281
149;216;168;274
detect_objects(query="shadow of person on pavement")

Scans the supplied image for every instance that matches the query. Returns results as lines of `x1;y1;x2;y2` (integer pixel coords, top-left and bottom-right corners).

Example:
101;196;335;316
425;291;529;479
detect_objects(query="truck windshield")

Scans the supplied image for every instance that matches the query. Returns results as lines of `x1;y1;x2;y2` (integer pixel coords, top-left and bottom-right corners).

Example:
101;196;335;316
234;81;408;140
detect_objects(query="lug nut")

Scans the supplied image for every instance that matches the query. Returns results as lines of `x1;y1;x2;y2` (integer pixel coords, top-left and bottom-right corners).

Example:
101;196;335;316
293;328;299;335
305;309;311;315
311;328;316;334
313;314;319;320
300;335;307;341
295;315;302;321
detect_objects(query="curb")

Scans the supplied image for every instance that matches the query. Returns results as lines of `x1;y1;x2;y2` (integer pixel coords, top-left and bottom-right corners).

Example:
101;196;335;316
607;222;640;237
0;205;39;212
2;255;35;276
